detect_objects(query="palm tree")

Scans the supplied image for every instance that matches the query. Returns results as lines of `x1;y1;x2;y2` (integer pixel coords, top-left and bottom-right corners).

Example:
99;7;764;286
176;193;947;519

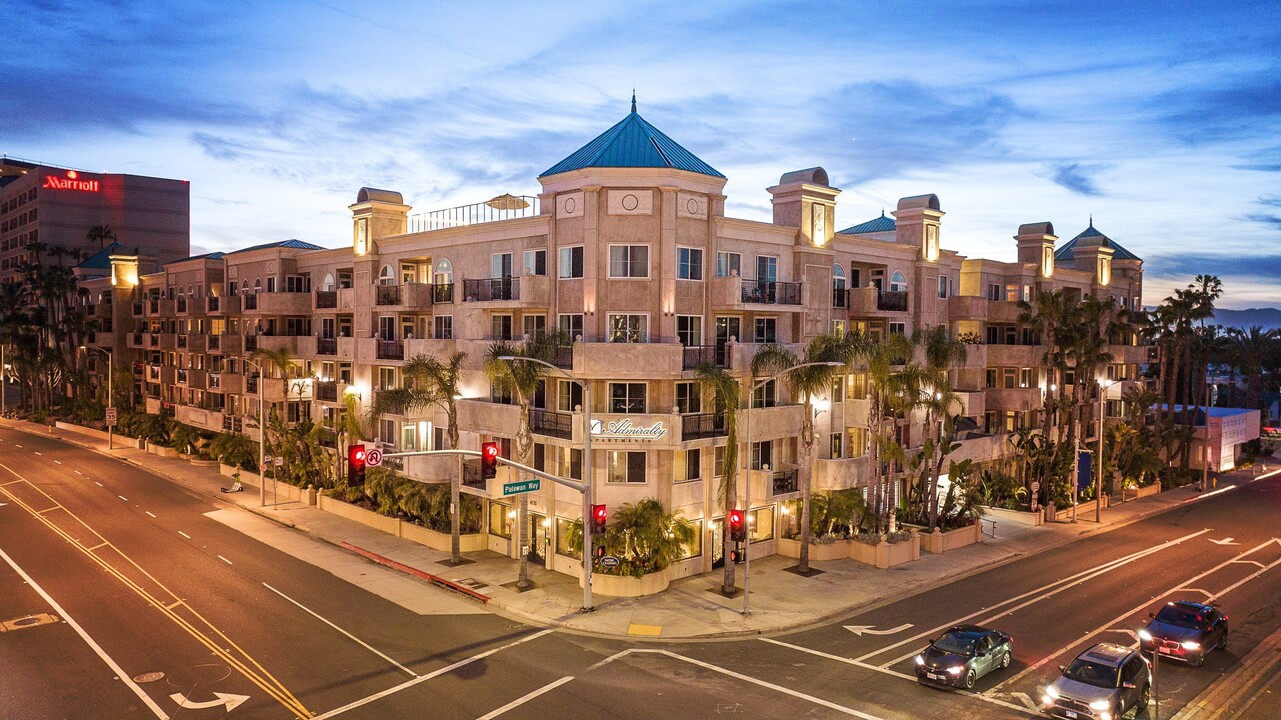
85;225;116;250
863;331;922;533
484;330;567;590
209;431;256;471
750;333;859;573
600;498;697;574
694;361;741;595
918;326;967;529
1226;326;1276;416
1018;289;1075;449
405;351;468;563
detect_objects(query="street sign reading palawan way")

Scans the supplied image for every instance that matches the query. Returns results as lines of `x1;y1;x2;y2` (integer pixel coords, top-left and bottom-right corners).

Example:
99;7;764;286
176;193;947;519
589;418;667;440
503;479;541;495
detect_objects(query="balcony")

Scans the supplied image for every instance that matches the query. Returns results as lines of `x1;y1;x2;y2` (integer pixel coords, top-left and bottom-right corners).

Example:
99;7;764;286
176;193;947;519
246;376;258;394
176;404;223;433
132;302;143;317
177;334;188;349
158;333;177;350
217;372;244;395
984;387;1043;413
315;381;338;403
147;364;161;382
176;297;188;314
245;335;258;352
208;373;222;390
218;334;244;354
530;408;572;440
253;291;312;315
177;369;189;385
985;344;1042;366
682;344;729;370
947;295;988;320
771;468;799;496
316;337;337;355
433;283;454;304
877;290;909;312
208;295;241;314
315;290;338;309
243;294;258;310
208;334;221;351
463;277;519;302
375;284;402;306
681;413;726;441
254;334;300;354
575;341;682;377
376;340;404;360
741;279;802;306
129;333;144;348
222;415;244;434
832;287;850;309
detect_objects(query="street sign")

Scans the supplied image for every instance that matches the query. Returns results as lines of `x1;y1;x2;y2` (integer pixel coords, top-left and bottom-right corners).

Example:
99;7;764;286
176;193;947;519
1077;450;1092;491
365;448;383;467
502;478;541;495
599;555;620;568
274;456;283;467
104;407;117;427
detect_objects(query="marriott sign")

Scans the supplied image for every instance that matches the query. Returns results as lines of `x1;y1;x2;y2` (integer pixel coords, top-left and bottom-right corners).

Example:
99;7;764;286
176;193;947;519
43;170;100;192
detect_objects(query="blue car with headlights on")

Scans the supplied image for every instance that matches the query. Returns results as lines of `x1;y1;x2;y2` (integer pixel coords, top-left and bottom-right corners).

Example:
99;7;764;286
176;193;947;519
1138;600;1228;667
915;624;1013;689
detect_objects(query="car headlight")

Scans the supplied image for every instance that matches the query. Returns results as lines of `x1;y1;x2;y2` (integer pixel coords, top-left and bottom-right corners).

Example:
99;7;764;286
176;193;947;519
1041;694;1055;706
1182;641;1201;650
915;655;925;666
947;665;964;675
1138;629;1153;641
1089;700;1111;710
1044;686;1059;699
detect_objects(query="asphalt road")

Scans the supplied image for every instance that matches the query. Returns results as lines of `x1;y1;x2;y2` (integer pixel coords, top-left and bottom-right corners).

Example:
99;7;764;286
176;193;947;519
4;426;1280;720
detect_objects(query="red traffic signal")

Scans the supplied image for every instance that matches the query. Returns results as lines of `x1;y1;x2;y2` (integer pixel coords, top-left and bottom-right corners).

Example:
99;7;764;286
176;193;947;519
348;445;367;486
591;504;608;534
481;441;499;480
727;508;747;542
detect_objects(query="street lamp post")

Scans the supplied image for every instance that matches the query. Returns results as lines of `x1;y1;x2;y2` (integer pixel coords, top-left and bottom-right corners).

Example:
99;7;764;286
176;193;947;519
244;358;266;507
82;347;114;450
1201;380;1212;492
497;355;594;613
742;360;842;616
1096;379;1112;522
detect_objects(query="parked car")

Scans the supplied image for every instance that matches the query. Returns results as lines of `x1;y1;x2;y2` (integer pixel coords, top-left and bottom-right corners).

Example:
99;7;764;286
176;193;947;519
915;624;1013;689
1041;643;1150;720
1138;600;1228;667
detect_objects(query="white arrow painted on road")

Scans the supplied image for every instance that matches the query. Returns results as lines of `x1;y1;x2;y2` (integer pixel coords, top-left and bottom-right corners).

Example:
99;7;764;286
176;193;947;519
169;692;249;712
844;623;913;636
1210;537;1240;545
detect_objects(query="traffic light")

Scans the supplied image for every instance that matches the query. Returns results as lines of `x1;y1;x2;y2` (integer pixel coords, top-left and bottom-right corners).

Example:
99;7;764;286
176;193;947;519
727;508;747;542
347;445;367;486
481;441;499;480
591;504;608;535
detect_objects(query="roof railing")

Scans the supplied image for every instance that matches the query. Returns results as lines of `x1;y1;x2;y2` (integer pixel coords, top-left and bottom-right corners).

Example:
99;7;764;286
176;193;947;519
407;194;540;233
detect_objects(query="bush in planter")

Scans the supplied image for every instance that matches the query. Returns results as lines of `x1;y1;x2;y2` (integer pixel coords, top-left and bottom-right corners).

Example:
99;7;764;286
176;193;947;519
208;432;256;471
171;422;203;455
567;498;696;577
785;488;866;540
853;529;914;546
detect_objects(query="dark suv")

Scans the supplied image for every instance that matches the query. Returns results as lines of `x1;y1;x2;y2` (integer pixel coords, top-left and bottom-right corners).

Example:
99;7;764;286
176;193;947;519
1138;600;1228;667
1041;643;1150;720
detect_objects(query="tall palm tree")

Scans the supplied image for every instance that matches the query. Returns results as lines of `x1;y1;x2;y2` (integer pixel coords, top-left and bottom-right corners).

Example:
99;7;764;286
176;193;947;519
917;325;967;529
694;361;741;595
863;331;922;533
85;225;116;250
1018;289;1075;448
484;330;566;590
750;333;860;573
405;351;468;564
1227;326;1278;415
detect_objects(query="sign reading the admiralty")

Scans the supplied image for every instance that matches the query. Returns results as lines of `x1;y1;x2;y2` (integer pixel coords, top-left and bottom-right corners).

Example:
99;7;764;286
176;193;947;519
590;418;668;441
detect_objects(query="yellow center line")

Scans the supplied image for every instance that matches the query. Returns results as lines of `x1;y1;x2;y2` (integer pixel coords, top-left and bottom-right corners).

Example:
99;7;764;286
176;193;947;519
0;463;312;718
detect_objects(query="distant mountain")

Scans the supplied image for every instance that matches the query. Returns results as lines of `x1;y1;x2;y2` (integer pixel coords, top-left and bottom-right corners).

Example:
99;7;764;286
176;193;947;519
1214;308;1281;330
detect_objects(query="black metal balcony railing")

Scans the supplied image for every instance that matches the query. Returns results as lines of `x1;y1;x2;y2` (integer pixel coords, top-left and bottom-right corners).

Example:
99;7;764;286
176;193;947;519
377;340;404;360
877;290;909;312
208;334;220;350
832;287;850;309
681;413;727;441
682;344;730;370
553;344;573;369
433;283;454;304
243;294;258;310
375;285;402;306
772;468;799;495
207;296;220;312
462;459;485;488
316;337;337;355
606;329;648;344
315;290;338;309
530;408;573;440
316;381;338;402
463;277;519;302
741;279;802;305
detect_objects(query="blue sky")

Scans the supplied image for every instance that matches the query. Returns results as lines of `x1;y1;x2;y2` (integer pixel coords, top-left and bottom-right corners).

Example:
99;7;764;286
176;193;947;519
6;0;1280;309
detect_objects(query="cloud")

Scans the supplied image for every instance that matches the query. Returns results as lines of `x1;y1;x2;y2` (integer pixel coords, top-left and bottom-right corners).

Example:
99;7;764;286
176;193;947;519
1155;73;1281;145
1245;213;1281;229
1260;194;1281;207
1147;252;1281;280
1049;163;1107;196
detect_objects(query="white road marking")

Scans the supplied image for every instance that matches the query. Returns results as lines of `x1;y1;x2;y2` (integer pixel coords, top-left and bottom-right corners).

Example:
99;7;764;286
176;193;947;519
309;629;555;719
169;691;249;711
54;460;62;465
217;555;232;565
14;444;21;447
262;582;416;677
1185;486;1236;503
33;451;41;456
845;623;913;636
145;511;156;518
863;528;1212;665
74;470;83;475
94;481;103;487
178;531;191;539
0;548;170;719
474;676;574;720
118;495;128;502
1210;537;1240;545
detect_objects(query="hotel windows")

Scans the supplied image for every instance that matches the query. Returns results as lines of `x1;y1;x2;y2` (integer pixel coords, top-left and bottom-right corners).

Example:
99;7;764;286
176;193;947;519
675;449;701;482
987;283;1001;301
677;247;703;280
748;507;774;542
558;246;584;279
558;313;583;341
339;362;352;384
938;275;950;299
491;252;513;279
434;315;452;339
523;249;546;276
557;380;582;412
751;440;773;470
986;369;998;388
756;255;778;282
716;251;740;278
1020;368;1033;388
676;315;701;346
754;317;776;343
889;270;907;292
522;314;546;337
831;319;846;337
829;433;843;459
753;379;776;408
714;445;727;478
608;245;649;278
377;366;397;391
558;447;582;481
675;382;701;414
607;313;646;343
609;382;646;413
492;314;513;341
607;451;646;484
889;322;906;335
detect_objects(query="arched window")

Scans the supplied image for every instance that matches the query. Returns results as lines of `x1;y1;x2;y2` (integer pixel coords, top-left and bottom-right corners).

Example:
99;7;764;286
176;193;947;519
889;271;907;293
322;273;335;291
832;264;846;290
434;259;453;286
254;278;262;293
378;265;396;286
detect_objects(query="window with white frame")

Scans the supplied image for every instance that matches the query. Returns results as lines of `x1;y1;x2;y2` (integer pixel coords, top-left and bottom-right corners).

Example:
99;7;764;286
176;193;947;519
754;317;776;343
377;366;397;391
557;380;582;412
433;315;452;339
752;379;776;408
677;247;703;280
675;381;701;414
491;314;513;340
675;448;700;482
751;440;773;470
716;251;741;277
608;245;649;278
756;255;778;282
714;445;727;478
888;321;906;335
609;382;646;413
523;249;546;276
559;313;583;341
607;313;647;343
889;270;907;292
937;275;950;299
676;315;701;346
558;246;584;279
607;450;646;483
987;283;1001;301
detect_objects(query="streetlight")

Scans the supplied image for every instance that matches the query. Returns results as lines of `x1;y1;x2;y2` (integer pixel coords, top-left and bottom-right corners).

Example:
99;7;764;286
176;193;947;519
1095;378;1113;522
82;346;114;450
244;357;266;507
742;360;842;616
497;355;595;613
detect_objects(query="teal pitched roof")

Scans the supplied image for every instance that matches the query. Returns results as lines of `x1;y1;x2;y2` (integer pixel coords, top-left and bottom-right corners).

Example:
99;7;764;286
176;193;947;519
226;239;324;255
77;241;122;270
1054;221;1141;262
838;210;896;235
540;107;724;179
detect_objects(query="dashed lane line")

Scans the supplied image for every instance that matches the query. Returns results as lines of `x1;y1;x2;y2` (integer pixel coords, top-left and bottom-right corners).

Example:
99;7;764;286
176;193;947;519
217;555;232;565
475;676;575;720
145;511;156;518
263;582;416;677
178;531;191;539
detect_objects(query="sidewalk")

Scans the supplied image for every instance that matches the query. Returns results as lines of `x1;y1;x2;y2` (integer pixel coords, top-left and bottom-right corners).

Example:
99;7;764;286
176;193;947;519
5;418;1263;640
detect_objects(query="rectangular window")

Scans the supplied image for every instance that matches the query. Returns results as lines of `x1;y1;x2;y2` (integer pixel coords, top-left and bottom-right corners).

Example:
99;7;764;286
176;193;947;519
986;325;1000;344
1020;367;1033;388
522;314;546;337
714;445;727;478
401;422;416;450
756;255;778;282
608;245;649;278
491;314;513;340
556;447;583;481
675;448;701;482
558;246;584;279
987;283;1001;301
609;382;646;413
1006;284;1019;302
937;275;949;299
716;251;741;278
829;432;843;459
676;315;701;346
831;376;845;403
267;277;277;293
888;322;906;335
522;249;546;276
754;317;776;344
675;382;701;414
677;247;703;280
434;315;453;339
489;502;513;539
831;319;846;338
753;379;776;408
558;313;584;341
1003;368;1017;389
557;379;583;412
751;440;773;470
986;368;998;388
339;362;352;384
607;450;646;484
491;252;513;279
607;313;647;343
378;366;397;391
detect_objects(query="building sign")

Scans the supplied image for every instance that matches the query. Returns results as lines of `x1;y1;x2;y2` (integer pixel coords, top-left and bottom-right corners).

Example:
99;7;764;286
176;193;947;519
43;170;100;192
589;418;668;441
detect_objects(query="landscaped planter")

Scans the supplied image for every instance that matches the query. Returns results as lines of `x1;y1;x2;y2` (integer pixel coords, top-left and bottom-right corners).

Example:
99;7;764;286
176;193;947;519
1135;483;1161;499
319;495;400;534
53;421;144;448
849;532;920;568
400;521;487;553
580;566;672;598
776;537;851;562
977;505;1043;527
317;495;486;552
189;457;219;467
146;442;180;458
920;523;982;554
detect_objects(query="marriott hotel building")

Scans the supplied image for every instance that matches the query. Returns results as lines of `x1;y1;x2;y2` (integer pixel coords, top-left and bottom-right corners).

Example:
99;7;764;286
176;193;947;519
76;108;1147;580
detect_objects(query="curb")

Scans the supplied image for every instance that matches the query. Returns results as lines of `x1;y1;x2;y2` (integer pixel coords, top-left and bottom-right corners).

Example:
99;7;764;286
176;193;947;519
340;542;491;604
1171;623;1281;720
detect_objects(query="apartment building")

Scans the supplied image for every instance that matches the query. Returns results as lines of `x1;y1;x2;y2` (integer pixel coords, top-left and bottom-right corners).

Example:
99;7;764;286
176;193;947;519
77;106;1145;580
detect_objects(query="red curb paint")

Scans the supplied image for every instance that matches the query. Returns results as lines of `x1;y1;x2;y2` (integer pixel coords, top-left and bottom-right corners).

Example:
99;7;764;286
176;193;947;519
340;541;490;604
